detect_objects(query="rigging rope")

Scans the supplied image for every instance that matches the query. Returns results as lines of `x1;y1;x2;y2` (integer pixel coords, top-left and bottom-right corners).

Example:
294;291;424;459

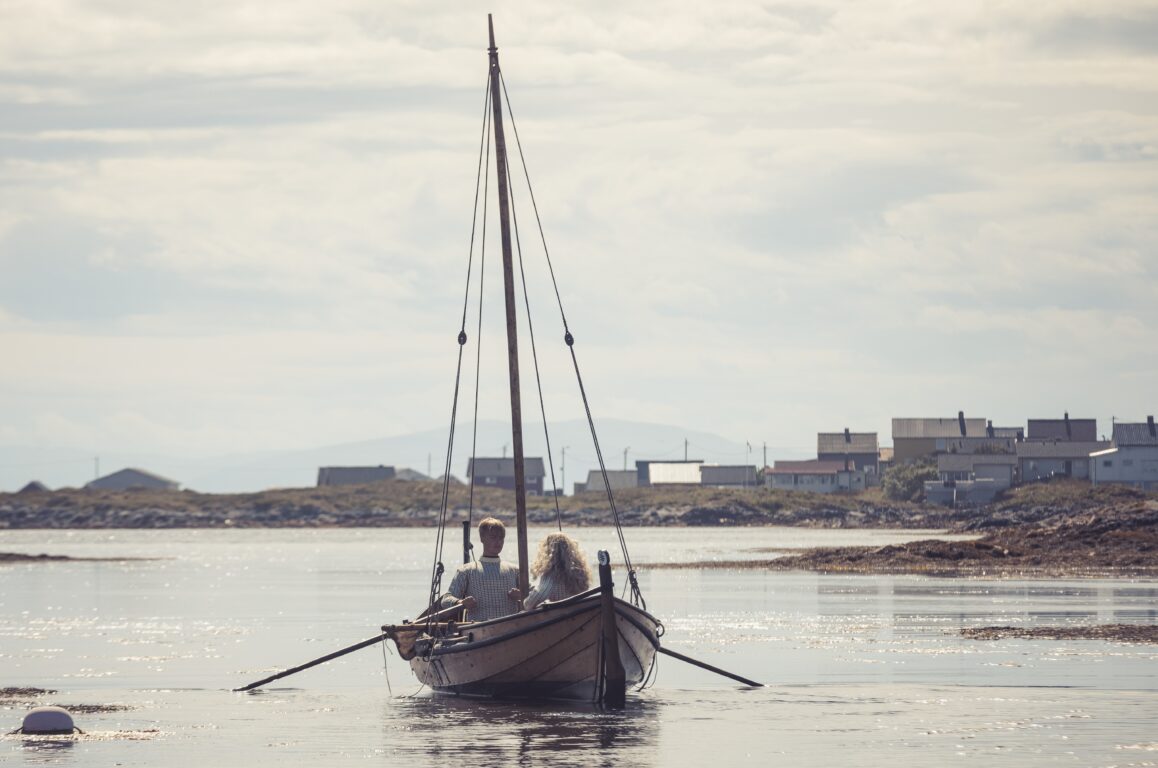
427;74;493;609
500;73;645;607
504;141;564;530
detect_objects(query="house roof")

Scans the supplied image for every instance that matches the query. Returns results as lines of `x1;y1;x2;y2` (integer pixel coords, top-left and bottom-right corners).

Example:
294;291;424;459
1016;441;1111;459
765;459;845;475
467;457;547;478
1113;421;1158;447
85;467;179;490
892;417;988;439
1027;418;1098;441
817;432;879;454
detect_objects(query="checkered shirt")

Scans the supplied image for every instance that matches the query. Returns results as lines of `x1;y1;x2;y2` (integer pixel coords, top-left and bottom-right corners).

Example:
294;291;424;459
442;556;520;621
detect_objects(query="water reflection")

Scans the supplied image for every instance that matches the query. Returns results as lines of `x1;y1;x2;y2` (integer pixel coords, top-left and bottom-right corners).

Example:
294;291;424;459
385;695;661;767
18;737;76;763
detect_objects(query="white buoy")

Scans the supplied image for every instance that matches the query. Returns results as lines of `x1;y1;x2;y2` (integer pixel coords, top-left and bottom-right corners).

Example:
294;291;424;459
20;706;76;735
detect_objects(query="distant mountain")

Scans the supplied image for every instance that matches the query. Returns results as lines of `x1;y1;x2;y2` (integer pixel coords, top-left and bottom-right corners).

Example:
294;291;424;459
0;419;809;494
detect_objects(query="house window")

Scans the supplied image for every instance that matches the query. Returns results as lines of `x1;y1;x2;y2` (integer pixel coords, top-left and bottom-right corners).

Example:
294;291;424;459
1123;459;1134;467
1103;460;1113;468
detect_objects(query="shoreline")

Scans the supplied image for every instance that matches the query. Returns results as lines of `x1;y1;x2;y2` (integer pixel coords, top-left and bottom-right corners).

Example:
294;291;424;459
3;480;1156;579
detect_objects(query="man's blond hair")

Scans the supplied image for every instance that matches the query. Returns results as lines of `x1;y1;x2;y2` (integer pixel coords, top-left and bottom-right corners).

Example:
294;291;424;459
478;517;506;539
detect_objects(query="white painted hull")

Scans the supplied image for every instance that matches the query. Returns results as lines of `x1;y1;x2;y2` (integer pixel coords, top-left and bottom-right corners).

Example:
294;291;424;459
394;593;660;701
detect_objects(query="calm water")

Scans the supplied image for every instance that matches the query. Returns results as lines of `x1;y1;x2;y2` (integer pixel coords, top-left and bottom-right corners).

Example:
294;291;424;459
2;527;1157;766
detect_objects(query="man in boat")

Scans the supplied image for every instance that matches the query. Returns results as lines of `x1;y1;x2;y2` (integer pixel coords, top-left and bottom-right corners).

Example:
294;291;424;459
438;517;523;621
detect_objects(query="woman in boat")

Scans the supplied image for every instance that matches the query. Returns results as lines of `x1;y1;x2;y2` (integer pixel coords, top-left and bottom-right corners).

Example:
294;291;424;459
524;532;592;610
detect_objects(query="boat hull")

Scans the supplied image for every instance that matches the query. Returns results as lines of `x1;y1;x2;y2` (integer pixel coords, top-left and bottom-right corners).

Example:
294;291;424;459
397;593;660;702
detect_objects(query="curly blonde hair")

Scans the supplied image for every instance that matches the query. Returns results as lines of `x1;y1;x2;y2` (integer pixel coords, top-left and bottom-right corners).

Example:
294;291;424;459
530;533;592;595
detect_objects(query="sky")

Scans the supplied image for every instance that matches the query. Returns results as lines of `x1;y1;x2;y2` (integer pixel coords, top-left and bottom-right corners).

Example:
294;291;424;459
1;1;1156;491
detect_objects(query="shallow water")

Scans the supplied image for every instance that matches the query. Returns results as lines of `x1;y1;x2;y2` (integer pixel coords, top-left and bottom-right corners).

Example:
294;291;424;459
2;528;1156;766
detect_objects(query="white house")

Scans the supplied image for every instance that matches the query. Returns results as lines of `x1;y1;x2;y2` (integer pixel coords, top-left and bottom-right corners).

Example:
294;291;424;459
1017;441;1109;482
1090;418;1158;490
936;453;1018;488
763;460;867;493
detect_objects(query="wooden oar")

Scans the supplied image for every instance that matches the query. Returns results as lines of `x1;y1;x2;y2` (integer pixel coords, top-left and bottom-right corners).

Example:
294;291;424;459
233;632;389;692
658;646;763;687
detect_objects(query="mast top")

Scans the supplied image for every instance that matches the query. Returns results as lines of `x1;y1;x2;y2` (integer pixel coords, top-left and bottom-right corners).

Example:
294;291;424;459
488;14;497;53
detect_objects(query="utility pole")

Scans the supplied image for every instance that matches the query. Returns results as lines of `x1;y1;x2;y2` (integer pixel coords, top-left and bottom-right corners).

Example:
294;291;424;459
684;438;688;461
763;442;767;469
561;446;569;496
623;446;630;471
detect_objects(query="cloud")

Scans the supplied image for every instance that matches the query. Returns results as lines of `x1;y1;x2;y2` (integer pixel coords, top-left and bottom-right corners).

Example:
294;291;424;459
0;1;1156;473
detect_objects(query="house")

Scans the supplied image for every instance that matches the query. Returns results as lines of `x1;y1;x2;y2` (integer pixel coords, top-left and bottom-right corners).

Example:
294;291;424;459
936;453;1018;488
1090;417;1158;490
579;469;638;494
1017;441;1109;482
892;413;988;462
762;460;867;493
1027;415;1098;442
699;465;760;488
817;430;879;472
467;457;547;495
634;460;704;487
85;468;179;492
317;465;396;486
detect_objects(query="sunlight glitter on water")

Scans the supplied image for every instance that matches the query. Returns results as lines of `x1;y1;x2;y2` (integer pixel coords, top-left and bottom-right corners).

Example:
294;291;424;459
2;528;1157;766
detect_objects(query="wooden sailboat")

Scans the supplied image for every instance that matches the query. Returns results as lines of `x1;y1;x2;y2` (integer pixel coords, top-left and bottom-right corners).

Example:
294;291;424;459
382;16;662;706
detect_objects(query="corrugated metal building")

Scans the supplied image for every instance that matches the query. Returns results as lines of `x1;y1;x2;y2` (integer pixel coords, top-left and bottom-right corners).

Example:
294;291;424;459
580;469;638;494
645;462;704;486
634;460;704;487
317;465;396;486
699;465;759;488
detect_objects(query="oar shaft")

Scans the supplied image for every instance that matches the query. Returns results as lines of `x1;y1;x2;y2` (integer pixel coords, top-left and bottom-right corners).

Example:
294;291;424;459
658;646;763;687
234;632;388;692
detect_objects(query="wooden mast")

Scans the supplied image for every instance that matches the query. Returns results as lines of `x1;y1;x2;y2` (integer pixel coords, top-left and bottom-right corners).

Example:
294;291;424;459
487;14;530;599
